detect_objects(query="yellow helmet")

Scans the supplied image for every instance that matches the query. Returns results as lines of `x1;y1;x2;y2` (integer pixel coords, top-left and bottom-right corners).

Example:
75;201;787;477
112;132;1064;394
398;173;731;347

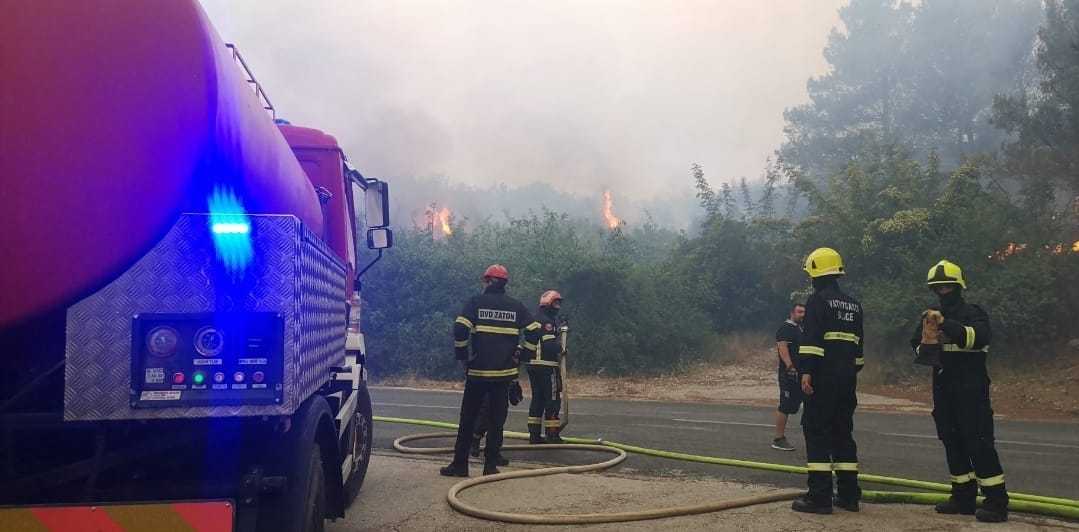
804;247;845;278
926;259;966;289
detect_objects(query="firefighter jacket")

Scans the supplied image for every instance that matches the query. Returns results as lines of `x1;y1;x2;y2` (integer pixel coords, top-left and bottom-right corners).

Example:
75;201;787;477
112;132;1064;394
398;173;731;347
797;284;864;378
528;307;562;368
454;289;541;381
909;298;991;378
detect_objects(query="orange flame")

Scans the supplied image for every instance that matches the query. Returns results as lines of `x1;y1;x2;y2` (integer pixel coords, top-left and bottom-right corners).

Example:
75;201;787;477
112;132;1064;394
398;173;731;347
436;207;452;235
423;204;453;236
989;241;1079;260
603;191;621;229
989;242;1027;262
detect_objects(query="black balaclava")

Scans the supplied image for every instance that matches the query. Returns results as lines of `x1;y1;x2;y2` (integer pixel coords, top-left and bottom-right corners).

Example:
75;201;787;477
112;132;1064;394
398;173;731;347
936;285;963;313
484;279;507;294
540;304;559;320
812;274;840;292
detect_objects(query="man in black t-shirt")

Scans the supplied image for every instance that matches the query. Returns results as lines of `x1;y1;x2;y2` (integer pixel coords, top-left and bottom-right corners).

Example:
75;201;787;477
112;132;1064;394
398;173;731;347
773;303;805;451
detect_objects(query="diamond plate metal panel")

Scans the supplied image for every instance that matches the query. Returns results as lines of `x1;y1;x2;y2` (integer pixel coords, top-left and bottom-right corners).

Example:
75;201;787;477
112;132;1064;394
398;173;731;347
296;224;347;406
65;214;347;420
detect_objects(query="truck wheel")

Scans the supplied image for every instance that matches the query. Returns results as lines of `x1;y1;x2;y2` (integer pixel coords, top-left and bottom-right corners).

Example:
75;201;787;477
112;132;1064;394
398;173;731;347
257;396;331;532
299;444;326;532
343;385;373;507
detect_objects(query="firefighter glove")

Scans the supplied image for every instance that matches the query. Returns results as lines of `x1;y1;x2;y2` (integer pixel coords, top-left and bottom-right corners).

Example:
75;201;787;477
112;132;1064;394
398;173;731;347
940;319;965;344
508;380;523;406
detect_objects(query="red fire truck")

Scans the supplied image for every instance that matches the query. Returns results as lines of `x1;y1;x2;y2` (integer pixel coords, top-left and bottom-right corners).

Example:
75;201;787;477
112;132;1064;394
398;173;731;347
0;2;390;530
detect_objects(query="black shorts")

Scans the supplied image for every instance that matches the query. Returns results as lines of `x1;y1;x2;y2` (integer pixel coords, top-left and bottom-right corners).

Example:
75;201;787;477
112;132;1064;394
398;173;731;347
778;370;803;414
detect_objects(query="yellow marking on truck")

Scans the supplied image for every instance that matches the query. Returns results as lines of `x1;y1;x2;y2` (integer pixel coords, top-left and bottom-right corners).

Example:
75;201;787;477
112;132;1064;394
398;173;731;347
0;501;233;531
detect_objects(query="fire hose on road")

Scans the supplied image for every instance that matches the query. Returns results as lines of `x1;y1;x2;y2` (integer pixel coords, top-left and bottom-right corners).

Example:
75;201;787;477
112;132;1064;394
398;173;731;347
381;322;1079;524
379;417;1079;524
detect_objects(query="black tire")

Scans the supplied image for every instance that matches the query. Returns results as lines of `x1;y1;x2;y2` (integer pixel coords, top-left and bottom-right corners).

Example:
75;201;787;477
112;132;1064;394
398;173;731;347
300;445;326;532
343;385;373;507
256;396;330;532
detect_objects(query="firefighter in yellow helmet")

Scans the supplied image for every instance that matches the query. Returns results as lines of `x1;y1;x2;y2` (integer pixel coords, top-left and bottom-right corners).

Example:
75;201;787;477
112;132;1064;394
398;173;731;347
526;290;566;443
911;260;1008;523
792;248;864;515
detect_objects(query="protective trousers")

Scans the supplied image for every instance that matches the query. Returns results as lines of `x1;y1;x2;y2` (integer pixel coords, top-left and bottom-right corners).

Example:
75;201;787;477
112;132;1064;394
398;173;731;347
527;367;559;439
801;375;860;505
452;379;509;466
472;396;491;440
932;371;1008;512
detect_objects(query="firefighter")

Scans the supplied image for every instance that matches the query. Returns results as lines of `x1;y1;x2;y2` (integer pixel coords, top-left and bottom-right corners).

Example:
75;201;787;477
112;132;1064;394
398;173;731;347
526;290;566;444
792;247;864;514
910;260;1008;523
441;264;541;477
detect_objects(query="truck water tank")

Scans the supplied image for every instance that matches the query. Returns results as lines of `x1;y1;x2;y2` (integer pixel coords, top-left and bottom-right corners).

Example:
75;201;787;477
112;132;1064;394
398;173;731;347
0;0;324;327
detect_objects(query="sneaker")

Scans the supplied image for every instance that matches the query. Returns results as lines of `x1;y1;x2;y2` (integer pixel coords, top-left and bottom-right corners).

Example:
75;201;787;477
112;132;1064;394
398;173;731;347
771;437;795;451
975;508;1008;523
439;463;468;477
791;497;833;514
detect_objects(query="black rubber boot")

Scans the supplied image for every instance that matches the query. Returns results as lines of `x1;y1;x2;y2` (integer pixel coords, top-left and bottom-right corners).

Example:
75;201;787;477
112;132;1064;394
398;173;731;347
934;499;976;515
975;508;1008;523
439;463;468;477
976;484;1008;523
528;426;545;444
935;480;976;515
469;437;482;458
834;495;860;512
482;463;500;475
791;497;833;514
544;429;564;444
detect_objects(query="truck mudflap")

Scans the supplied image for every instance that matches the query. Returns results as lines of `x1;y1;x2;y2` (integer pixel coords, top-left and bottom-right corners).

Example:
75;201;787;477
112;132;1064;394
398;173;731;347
0;501;234;531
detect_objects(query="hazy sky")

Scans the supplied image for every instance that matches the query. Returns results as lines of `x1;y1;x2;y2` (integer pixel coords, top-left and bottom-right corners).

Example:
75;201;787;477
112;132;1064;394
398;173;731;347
199;1;847;201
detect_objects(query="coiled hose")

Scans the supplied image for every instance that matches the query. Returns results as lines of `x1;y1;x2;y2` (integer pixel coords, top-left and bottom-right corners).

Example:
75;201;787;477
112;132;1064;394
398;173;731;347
378;416;1079;524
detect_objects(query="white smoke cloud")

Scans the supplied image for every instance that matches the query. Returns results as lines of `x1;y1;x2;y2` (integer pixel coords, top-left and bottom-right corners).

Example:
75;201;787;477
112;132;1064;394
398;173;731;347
199;0;845;202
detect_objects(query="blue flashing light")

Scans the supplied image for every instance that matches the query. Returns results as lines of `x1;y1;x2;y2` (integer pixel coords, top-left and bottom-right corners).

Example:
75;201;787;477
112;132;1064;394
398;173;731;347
207;185;254;272
211;222;251;235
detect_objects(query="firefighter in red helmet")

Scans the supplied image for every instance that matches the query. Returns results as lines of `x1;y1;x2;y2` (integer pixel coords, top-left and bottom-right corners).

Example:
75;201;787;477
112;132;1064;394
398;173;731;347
441;264;541;477
526;290;566;443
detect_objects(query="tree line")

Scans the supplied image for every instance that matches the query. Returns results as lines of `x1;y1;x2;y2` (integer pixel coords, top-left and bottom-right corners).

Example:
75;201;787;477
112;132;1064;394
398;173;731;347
362;0;1079;381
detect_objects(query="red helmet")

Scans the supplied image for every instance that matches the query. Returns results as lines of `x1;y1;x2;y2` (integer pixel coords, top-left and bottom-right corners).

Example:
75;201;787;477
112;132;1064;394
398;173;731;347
481;264;509;281
539;290;562;307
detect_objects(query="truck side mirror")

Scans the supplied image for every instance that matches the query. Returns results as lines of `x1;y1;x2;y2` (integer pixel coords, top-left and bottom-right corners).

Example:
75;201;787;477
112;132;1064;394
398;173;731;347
366;227;393;250
365;180;390;228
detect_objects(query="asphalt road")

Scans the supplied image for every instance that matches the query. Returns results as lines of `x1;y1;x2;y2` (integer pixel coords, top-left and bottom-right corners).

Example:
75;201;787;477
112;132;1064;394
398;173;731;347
369;386;1079;501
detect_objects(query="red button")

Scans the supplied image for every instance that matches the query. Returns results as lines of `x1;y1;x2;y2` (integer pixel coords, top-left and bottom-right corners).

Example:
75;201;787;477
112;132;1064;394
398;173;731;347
233;372;245;383
253;371;265;383
213;372;225;384
172;372;185;384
